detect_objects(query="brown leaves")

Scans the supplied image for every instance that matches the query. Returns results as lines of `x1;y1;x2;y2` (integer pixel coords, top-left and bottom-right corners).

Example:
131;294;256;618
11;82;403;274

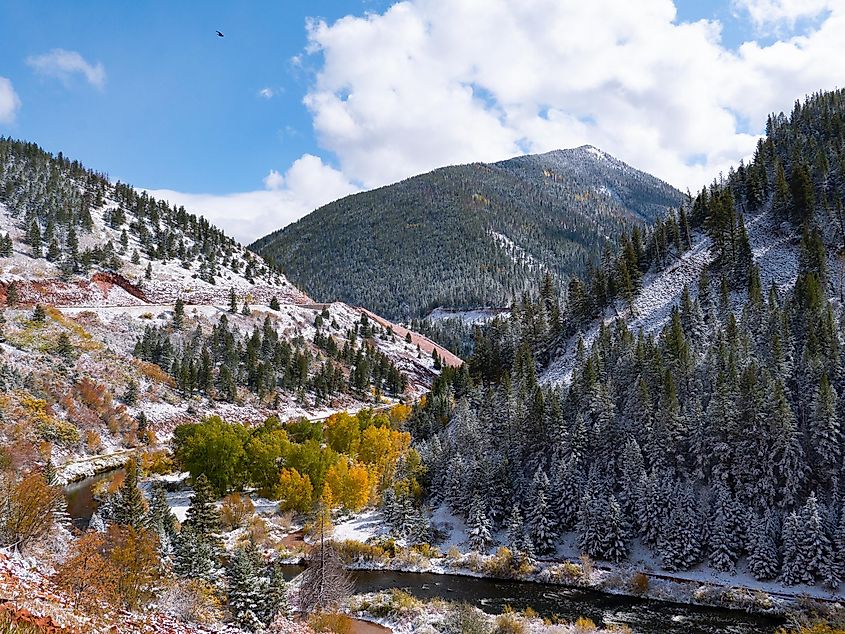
0;470;63;550
53;525;161;613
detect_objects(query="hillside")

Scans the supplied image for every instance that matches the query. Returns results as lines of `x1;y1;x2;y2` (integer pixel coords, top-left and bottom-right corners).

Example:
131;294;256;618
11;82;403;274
0;138;457;470
410;88;845;595
251;146;684;321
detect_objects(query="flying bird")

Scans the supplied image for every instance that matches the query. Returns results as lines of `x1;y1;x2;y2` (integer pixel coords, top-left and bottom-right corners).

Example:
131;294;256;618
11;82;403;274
216;30;224;37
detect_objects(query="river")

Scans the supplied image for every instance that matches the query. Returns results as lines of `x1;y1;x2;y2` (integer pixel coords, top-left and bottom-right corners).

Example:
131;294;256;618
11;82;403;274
66;474;785;634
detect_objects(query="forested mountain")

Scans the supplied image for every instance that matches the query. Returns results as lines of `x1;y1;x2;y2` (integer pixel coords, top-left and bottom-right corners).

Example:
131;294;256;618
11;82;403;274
0;137;453;466
405;89;845;588
251;146;684;321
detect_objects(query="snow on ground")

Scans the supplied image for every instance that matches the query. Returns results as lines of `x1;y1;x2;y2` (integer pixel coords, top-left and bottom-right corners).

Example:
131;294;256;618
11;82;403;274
489;230;546;273
426;307;510;325
334;509;389;543
541;210;800;386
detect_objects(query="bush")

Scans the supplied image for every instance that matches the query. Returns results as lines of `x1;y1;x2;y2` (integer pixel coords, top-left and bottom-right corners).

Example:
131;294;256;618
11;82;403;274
159;578;224;625
630;572;649;595
336;539;388;563
443;603;491;634
483;546;515;578
220;493;255;530
573;616;598;633
309;611;353;634
494;612;526;634
141;449;174;475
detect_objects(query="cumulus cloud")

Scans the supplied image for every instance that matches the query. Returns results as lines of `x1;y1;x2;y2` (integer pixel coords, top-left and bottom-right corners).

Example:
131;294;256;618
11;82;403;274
301;0;845;192
145;154;359;243
26;49;106;89
0;77;21;124
732;0;835;30
258;87;275;99
151;1;845;242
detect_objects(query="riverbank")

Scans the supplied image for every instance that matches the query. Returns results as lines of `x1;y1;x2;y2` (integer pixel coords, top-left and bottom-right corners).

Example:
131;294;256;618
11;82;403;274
54;448;136;485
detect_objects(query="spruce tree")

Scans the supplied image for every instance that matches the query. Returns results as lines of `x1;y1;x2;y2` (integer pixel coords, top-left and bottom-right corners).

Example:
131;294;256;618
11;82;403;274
173;297;185;330
466;494;492;553
747;511;779;581
227;544;264;631
184;473;223;554
111;459;147;530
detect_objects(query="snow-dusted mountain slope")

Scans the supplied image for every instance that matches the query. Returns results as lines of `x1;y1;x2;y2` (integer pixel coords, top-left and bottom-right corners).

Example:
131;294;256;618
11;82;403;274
252;145;684;321
0;138;459;467
541;207;801;385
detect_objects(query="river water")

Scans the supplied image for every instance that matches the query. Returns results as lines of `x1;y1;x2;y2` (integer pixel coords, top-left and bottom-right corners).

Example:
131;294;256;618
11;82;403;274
66;474;784;634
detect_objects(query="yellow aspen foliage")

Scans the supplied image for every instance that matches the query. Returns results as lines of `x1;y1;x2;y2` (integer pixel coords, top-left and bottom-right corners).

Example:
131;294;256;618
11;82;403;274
275;468;313;513
389;403;412;426
324;412;361;456
359;425;411;490
325;459;372;512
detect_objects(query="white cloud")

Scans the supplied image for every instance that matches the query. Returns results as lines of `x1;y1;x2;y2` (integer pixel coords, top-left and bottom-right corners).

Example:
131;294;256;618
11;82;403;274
732;0;834;30
299;0;845;193
0;77;21;124
149;1;845;243
145;154;359;244
26;49;106;89
259;87;275;99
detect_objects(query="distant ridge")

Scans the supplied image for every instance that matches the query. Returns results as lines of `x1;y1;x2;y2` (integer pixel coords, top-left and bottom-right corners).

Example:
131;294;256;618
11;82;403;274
252;146;684;321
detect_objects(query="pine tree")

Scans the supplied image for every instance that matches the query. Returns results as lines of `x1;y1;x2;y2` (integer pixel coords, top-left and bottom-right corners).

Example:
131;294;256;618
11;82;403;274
110;460;148;530
467;494;492;553
827;510;845;589
56;332;73;360
781;511;804;585
506;504;525;551
173;525;215;581
747;511;779;581
6;281;18;306
227;544;264;631
173;297;185;330
28;219;42;258
263;561;291;622
800;493;832;584
184;473;223;554
708;482;742;572
147;481;178;550
269;295;280;311
145;261;152;280
810;374;840;480
229;287;238;313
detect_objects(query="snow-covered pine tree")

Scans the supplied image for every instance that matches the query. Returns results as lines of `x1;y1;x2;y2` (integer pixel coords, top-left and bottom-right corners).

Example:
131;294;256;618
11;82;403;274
800;492;832;585
549;455;581;532
466;494;492;553
747;510;779;581
227;544;264;631
506;504;524;551
826;508;845;589
111;459;147;530
659;481;703;571
147;481;178;553
173;525;215;581
528;470;557;555
601;494;628;563
708;481;741;572
780;511;804;585
184;473;223;554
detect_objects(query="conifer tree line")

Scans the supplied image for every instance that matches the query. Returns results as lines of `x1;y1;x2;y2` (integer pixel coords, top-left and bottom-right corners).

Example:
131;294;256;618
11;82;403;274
0;137;283;284
133;307;407;405
409;89;845;587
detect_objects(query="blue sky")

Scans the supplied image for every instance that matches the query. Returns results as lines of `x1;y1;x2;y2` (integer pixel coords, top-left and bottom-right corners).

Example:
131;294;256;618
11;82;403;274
1;0;843;242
